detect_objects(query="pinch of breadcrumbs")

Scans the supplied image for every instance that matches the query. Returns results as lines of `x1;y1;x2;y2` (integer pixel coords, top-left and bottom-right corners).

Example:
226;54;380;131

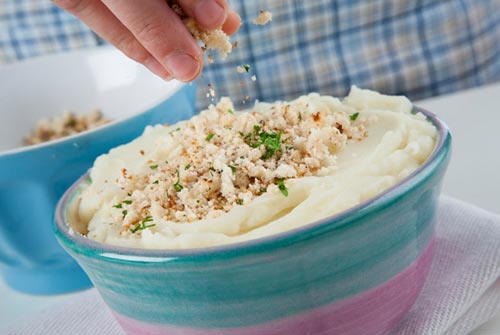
170;2;232;58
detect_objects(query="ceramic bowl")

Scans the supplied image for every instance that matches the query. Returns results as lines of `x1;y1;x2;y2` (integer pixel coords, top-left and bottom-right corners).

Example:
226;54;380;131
0;47;196;294
55;108;451;335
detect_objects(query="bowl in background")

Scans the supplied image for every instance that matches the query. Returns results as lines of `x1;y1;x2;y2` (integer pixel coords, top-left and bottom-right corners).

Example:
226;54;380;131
54;108;451;335
0;46;196;294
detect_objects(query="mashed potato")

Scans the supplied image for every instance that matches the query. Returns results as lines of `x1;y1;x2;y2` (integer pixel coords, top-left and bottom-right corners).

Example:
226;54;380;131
74;87;437;249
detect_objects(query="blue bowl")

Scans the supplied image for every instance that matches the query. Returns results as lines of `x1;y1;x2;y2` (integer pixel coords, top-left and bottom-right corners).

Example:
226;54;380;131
54;107;451;334
0;47;196;294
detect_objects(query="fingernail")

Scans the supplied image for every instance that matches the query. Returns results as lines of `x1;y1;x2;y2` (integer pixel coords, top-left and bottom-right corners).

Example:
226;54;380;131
194;0;226;29
165;53;200;82
144;57;171;80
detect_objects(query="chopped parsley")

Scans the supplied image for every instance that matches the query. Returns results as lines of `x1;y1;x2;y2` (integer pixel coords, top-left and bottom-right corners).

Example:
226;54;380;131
206;133;215;142
236;199;243;205
168;128;181;135
130;216;155;233
350;112;359;121
243;64;251;72
122;209;128;219
185;164;191;170
277;179;288;197
243;125;283;159
227;108;234;114
173;170;184;192
230;165;237;174
152;180;159;184
114;199;132;208
149;164;158;170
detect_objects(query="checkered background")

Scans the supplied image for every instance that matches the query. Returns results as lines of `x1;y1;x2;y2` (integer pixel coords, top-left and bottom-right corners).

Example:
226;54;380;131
1;0;499;110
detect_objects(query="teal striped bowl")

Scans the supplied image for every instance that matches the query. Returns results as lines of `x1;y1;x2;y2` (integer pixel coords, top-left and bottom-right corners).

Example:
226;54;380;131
54;107;451;335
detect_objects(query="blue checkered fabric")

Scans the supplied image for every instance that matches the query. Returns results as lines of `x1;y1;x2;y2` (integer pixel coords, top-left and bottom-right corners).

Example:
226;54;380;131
1;0;499;110
199;0;500;109
0;0;103;62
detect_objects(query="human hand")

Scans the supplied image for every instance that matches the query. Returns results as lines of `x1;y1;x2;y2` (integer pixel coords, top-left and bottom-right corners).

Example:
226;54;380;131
52;0;241;81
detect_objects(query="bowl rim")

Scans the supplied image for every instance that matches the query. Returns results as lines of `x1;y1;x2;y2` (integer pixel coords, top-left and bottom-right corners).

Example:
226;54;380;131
0;46;185;157
54;106;451;261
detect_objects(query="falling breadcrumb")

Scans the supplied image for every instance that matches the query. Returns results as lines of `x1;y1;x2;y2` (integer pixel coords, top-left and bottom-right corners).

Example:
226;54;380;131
253;10;273;25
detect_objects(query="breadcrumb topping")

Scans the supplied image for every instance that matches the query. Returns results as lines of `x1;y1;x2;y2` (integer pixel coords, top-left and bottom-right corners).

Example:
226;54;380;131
111;97;367;235
24;109;109;146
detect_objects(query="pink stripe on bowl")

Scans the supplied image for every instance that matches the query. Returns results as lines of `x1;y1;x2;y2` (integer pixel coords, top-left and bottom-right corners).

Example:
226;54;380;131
114;239;434;335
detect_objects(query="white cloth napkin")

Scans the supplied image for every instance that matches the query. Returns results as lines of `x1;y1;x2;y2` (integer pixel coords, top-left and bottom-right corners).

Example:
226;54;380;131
7;195;500;335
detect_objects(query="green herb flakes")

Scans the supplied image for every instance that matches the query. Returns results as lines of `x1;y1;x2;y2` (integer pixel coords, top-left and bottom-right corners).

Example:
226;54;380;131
242;125;283;159
277;179;289;197
130;216;155;233
350;112;359;121
206;133;215;142
173;170;184;192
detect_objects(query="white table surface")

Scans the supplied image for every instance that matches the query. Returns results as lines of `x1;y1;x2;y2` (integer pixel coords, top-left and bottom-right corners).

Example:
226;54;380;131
1;82;499;334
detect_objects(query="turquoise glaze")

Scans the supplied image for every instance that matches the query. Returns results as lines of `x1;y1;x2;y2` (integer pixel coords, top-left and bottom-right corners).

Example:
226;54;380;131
55;108;451;334
0;83;196;294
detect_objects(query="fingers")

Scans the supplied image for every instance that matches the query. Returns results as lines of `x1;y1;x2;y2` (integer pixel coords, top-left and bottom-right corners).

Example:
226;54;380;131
176;0;228;30
52;0;171;79
53;0;240;82
222;10;241;36
175;0;241;35
102;0;203;82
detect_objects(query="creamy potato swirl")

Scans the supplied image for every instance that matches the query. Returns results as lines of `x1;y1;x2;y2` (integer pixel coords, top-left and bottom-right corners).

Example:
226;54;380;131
75;87;437;249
